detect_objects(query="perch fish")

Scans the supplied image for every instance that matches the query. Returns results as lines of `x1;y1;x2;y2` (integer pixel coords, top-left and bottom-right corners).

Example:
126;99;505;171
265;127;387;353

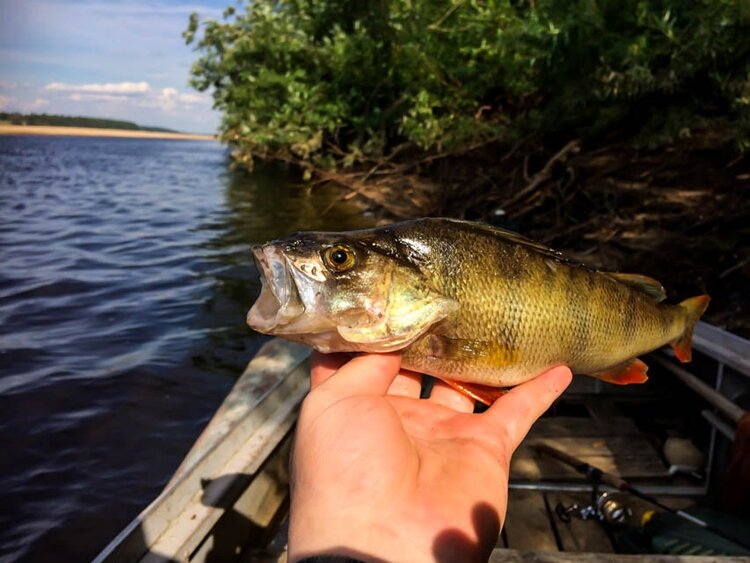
247;218;709;403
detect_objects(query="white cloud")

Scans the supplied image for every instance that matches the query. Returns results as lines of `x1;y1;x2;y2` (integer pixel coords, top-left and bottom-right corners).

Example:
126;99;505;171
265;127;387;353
143;87;210;111
44;81;151;94
176;92;206;105
0;96;50;112
69;93;126;103
1;1;222;131
0;81;18;90
27;79;215;131
60;2;223;19
43;80;210;113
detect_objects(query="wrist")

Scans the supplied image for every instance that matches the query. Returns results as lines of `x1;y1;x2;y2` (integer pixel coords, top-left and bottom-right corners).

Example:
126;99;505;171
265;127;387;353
288;507;409;562
288;495;440;563
287;497;492;563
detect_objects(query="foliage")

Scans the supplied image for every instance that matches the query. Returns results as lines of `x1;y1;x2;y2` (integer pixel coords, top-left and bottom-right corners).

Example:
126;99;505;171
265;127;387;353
186;0;750;168
0;112;175;132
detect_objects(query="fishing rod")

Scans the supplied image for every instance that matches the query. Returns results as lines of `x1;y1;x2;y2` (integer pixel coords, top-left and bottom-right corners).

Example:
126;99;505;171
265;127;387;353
535;443;750;551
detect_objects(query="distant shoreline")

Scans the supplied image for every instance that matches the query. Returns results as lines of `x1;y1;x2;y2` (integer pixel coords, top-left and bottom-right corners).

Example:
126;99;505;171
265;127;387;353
0;124;217;141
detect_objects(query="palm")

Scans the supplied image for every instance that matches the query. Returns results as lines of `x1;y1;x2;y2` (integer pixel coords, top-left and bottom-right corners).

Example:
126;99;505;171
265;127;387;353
289;353;571;563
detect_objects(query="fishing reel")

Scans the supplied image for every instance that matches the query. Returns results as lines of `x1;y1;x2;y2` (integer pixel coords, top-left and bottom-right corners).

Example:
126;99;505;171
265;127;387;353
555;490;632;526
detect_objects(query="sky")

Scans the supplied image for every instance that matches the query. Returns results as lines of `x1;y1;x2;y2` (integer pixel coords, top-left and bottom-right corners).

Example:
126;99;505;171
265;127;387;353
0;0;229;133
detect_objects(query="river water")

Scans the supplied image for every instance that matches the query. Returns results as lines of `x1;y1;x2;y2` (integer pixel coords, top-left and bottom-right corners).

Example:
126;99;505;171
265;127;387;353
0;135;370;562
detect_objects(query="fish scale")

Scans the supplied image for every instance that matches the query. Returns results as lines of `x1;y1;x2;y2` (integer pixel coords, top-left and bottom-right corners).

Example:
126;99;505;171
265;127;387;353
248;218;710;400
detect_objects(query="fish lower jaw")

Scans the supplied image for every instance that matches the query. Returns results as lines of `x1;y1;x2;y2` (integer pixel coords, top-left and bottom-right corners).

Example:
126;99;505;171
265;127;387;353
246;282;283;331
246;306;289;333
282;331;363;354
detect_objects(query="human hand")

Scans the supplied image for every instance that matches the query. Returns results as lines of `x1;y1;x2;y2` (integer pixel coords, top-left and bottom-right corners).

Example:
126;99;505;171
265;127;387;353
288;353;572;563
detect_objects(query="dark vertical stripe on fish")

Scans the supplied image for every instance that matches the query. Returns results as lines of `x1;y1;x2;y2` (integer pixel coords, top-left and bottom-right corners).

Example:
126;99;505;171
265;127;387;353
625;289;638;345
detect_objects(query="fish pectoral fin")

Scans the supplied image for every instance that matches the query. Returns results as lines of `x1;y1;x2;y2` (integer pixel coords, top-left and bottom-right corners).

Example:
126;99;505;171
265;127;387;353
604;273;666;302
591;357;649;385
441;379;508;406
427;335;518;368
337;295;458;352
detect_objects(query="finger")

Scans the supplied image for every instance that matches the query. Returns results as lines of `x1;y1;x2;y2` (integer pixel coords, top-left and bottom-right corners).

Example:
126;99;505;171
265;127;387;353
317;352;402;398
310;352;351;389
427;380;475;413
387;371;422;398
483;366;572;449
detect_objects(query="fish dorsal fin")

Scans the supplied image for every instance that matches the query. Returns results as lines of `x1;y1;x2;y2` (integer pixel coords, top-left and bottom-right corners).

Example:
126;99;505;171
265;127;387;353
604;273;666;302
441;220;664;299
438;218;589;270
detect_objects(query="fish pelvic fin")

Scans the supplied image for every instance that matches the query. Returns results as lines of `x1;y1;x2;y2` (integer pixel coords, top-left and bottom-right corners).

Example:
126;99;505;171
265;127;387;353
671;294;711;363
441;379;507;406
591;357;649;385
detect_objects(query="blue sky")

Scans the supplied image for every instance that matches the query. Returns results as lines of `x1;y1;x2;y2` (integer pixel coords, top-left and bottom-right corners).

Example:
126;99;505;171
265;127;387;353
0;0;229;133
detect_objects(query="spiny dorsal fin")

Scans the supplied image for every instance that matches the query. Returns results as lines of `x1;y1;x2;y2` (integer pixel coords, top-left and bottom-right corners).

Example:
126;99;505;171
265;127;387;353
438;218;591;270
604;273;666;302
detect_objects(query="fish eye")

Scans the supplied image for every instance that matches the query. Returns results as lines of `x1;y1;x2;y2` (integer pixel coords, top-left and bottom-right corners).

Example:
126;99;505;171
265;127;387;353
322;245;356;272
331;249;348;264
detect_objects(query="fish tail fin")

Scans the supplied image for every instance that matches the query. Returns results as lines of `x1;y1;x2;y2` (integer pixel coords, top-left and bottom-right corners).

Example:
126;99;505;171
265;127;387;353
671;295;710;363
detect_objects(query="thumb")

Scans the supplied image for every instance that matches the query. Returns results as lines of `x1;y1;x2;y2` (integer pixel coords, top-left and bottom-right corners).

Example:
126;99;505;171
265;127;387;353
483;366;572;450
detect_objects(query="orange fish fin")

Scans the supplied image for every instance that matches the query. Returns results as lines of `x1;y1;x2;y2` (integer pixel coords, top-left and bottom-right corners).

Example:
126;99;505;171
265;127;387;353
671;294;711;363
604;273;666;302
592;357;649;385
441;379;507;406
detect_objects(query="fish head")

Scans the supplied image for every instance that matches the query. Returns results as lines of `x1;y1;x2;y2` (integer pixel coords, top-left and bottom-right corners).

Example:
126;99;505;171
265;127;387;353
247;229;458;353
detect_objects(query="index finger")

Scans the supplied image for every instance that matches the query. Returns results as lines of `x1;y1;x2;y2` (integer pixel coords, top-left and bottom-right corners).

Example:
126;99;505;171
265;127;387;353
310;351;351;388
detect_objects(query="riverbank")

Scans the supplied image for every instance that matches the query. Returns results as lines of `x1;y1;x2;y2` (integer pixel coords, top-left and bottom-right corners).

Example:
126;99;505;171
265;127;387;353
0;124;216;141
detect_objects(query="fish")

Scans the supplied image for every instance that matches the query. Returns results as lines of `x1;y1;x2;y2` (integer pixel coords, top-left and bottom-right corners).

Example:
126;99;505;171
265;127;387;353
247;218;709;403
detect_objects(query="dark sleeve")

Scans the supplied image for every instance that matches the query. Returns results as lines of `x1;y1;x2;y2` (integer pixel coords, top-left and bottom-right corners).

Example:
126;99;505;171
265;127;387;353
296;557;366;563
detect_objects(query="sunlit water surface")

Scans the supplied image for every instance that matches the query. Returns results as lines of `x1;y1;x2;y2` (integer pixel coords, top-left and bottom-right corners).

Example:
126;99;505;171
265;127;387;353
0;135;369;562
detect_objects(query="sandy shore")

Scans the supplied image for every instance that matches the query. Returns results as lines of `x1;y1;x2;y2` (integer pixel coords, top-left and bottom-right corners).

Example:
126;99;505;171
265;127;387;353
0;124;217;141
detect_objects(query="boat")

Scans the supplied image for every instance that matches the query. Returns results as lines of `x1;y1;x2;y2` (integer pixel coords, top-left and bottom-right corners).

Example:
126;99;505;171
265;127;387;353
95;322;750;562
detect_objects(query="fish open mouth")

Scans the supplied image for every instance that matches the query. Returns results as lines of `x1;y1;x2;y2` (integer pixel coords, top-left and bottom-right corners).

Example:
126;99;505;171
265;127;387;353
246;245;304;332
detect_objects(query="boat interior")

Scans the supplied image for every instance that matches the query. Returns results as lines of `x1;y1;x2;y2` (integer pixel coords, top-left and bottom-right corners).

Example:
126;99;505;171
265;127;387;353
95;323;750;562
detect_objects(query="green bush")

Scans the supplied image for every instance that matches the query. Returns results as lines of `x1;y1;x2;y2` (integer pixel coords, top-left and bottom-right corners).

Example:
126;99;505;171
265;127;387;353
186;0;750;167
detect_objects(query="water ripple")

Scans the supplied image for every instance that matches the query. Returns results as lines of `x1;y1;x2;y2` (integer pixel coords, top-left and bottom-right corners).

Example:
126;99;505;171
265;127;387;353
0;135;371;562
